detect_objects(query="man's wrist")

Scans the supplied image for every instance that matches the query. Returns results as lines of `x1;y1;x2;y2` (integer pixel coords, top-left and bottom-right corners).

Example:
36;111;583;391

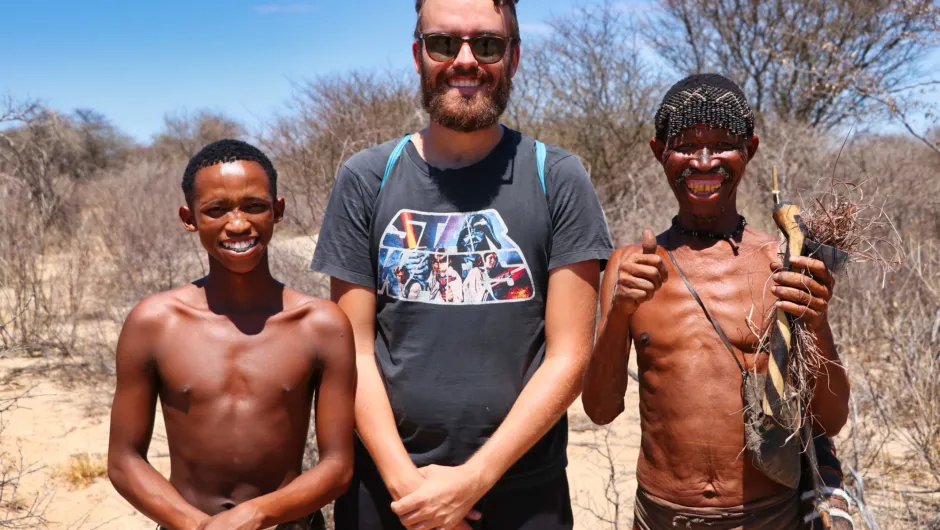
607;300;634;325
237;498;269;528
183;513;210;530
386;465;424;500
462;454;500;496
807;315;831;338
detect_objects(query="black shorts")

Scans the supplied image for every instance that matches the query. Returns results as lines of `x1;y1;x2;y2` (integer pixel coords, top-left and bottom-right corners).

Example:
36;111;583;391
334;456;573;530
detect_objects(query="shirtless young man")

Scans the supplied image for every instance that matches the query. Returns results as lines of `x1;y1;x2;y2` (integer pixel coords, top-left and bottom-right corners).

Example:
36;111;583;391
107;140;356;530
582;74;852;529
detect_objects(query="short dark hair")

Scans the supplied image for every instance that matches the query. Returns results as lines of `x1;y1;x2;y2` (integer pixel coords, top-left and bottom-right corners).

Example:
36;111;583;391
654;73;755;142
414;0;521;42
181;139;278;205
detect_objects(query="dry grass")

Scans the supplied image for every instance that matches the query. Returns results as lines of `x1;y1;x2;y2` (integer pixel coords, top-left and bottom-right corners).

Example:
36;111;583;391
58;453;108;490
1;8;938;525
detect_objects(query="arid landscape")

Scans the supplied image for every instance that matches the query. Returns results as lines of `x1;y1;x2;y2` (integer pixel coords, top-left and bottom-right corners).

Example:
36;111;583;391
2;1;939;528
0;329;644;530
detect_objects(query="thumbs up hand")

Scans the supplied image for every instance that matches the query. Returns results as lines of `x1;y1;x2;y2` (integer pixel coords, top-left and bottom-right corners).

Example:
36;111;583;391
612;229;669;315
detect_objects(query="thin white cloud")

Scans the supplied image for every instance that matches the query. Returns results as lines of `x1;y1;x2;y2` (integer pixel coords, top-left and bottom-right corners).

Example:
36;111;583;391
519;23;552;35
252;3;317;15
614;1;656;13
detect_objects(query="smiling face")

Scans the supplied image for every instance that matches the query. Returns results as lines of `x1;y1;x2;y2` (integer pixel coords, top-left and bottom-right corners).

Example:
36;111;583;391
179;160;284;275
413;0;519;132
651;125;759;222
484;252;498;269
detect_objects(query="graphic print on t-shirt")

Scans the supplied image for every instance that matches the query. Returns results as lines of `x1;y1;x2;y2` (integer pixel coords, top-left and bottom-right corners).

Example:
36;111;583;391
377;209;535;304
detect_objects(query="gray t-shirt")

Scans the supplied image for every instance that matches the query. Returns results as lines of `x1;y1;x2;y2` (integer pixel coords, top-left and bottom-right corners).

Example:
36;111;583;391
311;127;612;489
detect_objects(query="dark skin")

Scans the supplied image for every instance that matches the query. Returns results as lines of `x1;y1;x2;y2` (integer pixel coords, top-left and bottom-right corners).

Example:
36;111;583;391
107;160;356;530
582;126;851;513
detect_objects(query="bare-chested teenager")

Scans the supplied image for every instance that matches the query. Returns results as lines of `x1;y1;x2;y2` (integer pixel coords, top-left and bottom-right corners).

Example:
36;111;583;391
583;75;852;529
107;140;356;530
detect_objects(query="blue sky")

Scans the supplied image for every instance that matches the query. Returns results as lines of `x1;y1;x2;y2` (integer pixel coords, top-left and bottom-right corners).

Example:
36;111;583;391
1;0;618;142
2;1;935;142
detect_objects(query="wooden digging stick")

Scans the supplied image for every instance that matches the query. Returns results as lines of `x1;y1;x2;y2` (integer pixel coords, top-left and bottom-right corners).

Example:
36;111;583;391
771;171;832;530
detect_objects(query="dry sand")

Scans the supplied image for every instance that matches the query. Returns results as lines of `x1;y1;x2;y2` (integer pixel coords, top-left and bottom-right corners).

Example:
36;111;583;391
0;355;641;530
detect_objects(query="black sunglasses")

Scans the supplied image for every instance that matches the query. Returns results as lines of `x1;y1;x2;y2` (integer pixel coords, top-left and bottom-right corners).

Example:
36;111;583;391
418;33;511;64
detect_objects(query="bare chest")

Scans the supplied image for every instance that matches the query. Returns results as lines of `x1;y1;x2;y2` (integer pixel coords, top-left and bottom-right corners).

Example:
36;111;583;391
154;319;316;403
632;252;776;373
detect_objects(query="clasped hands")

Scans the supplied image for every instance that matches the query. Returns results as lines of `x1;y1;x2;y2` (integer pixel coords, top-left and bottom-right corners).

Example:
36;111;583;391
390;463;488;530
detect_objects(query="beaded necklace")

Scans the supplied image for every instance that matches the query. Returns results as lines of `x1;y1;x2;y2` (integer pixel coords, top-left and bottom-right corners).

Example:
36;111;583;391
670;215;747;253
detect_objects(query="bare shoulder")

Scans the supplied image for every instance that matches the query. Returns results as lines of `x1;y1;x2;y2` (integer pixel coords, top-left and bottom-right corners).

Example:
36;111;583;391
121;284;197;335
742;226;781;264
116;285;200;370
282;288;353;340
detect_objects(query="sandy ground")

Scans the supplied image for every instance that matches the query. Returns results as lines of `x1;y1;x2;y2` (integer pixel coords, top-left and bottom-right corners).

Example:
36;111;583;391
0;355;641;530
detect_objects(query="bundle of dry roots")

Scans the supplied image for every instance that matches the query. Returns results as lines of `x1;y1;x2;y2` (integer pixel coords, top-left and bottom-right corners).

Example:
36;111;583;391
800;179;901;266
765;178;901;427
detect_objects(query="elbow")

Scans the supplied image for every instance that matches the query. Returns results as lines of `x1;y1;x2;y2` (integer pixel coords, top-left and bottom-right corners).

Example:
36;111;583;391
818;404;849;437
582;393;624;426
107;453;129;493
321;454;354;498
335;462;353;497
813;394;849;436
107;447;145;495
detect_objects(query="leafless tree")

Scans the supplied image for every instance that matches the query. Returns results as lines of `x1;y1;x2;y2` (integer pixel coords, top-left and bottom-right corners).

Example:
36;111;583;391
0;97;96;358
153;109;247;159
645;0;940;132
0;386;51;528
262;71;423;238
511;2;661;185
509;1;672;244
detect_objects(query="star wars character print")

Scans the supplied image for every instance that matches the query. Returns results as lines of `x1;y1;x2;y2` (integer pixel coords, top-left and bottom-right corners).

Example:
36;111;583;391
377;209;535;304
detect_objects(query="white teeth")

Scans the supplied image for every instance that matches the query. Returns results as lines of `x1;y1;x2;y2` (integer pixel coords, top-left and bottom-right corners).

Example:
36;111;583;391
220;238;258;253
449;79;481;88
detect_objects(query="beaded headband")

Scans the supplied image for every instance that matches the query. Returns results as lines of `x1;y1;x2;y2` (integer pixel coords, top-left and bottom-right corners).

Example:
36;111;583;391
655;73;755;142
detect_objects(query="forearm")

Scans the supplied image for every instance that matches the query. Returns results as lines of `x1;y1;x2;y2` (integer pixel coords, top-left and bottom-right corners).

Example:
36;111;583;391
249;456;351;526
466;354;586;489
355;354;422;499
808;320;850;435
109;453;207;530
583;305;632;424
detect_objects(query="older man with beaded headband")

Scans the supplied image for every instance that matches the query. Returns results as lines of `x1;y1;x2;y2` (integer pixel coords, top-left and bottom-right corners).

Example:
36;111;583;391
583;74;853;529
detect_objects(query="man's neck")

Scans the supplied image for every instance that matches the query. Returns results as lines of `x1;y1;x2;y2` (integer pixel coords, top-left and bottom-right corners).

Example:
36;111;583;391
413;122;504;169
203;254;281;314
675;207;743;236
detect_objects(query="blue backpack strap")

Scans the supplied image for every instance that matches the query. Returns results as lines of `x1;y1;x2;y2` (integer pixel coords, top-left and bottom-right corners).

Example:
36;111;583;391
535;140;547;197
380;134;413;191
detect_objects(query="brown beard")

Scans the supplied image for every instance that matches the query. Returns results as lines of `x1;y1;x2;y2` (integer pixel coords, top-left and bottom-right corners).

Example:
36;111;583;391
420;59;512;133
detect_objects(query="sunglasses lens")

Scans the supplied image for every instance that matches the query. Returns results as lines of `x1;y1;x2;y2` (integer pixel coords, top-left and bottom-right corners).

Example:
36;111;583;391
471;37;506;63
423;35;507;63
424;35;461;61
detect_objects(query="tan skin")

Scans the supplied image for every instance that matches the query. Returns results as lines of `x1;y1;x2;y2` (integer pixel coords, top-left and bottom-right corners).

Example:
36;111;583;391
582;126;850;514
336;2;598;529
107;161;356;530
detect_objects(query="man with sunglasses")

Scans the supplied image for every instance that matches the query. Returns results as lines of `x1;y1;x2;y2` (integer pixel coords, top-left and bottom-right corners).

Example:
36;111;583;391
311;1;612;528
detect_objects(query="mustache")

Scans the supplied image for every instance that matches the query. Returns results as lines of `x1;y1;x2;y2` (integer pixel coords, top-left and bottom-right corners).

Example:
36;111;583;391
677;166;730;183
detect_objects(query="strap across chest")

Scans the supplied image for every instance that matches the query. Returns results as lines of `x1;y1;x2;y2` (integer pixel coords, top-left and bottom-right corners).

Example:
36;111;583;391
667;249;747;376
